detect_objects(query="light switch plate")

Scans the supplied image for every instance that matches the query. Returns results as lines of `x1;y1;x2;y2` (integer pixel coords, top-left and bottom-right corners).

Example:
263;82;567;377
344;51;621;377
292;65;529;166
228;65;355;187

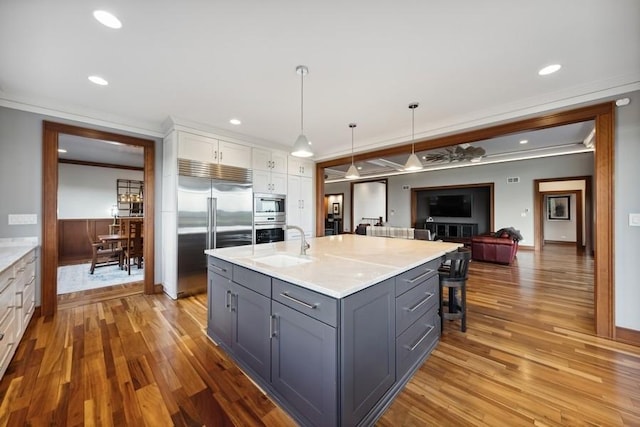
8;214;37;225
630;213;640;227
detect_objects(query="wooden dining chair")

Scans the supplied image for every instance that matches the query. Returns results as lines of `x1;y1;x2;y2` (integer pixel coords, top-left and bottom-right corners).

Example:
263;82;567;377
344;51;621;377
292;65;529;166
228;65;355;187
122;218;143;275
86;220;122;274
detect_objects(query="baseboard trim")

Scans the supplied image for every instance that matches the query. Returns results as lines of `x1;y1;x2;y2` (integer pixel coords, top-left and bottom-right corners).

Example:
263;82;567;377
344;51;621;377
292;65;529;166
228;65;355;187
153;283;164;294
544;240;577;245
616;326;640;346
518;244;534;251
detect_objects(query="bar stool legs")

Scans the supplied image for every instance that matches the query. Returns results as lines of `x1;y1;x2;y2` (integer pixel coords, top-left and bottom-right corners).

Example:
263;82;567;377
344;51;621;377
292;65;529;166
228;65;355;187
439;281;467;332
438;248;471;332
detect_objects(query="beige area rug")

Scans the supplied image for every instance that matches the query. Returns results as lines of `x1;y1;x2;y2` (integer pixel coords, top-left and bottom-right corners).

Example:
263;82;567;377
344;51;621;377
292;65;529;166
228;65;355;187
57;262;144;294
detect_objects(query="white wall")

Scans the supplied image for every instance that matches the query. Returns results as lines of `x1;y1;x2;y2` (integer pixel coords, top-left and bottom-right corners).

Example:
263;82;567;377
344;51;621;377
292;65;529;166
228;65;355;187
614;90;640;331
353;181;386;228
543;194;577;242
58;164;143;219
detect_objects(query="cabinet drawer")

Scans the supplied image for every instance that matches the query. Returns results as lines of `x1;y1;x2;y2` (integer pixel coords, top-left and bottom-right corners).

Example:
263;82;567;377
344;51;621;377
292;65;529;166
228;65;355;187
396;275;438;336
0;307;17;372
395;259;439;296
396;306;440;379
208;257;232;279
24;251;37;281
0;272;15;322
233;265;271;298
273;279;338;327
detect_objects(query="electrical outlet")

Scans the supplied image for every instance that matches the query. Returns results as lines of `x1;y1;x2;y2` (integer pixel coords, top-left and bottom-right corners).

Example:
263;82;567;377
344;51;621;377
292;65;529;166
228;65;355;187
8;214;37;225
630;213;640;227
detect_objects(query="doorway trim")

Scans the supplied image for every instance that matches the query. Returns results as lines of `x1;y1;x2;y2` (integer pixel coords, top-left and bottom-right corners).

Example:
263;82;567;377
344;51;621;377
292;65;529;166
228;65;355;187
315;101;615;338
534;176;591;254
42;121;156;316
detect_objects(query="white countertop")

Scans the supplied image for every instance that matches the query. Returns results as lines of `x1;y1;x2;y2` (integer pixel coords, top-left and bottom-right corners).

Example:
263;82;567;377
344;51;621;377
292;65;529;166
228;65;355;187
0;237;39;274
205;234;461;298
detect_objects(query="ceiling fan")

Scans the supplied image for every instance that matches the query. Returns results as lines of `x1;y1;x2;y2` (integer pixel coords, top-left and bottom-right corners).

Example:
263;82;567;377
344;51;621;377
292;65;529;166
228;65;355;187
422;144;486;163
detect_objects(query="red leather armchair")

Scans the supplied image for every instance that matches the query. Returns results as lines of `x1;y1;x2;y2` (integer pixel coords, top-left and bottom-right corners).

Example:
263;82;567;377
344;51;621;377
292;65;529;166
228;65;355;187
471;234;518;265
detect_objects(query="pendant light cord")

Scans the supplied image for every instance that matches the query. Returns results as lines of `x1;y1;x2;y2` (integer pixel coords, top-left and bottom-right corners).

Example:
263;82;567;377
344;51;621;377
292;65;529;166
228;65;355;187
300;70;304;134
351;126;355;164
411;106;415;154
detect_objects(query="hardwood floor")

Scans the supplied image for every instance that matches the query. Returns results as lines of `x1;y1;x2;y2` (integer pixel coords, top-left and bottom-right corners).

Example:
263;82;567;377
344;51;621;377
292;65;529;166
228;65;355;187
1;245;639;426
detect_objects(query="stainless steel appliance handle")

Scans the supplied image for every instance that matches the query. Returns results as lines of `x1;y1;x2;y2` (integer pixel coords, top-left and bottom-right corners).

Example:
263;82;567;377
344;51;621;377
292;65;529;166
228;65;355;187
206;197;212;250
208;197;217;250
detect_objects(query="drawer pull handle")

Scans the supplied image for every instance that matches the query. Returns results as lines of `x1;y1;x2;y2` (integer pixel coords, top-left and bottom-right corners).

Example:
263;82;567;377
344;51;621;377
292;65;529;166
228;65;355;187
406;325;435;352
211;264;228;273
0;332;4;341
16;291;24;309
17;268;26;273
403;269;434;284
27;258;37;264
280;292;317;310
269;314;277;338
225;290;232;310
26;276;36;286
406;293;434;313
1;278;15;294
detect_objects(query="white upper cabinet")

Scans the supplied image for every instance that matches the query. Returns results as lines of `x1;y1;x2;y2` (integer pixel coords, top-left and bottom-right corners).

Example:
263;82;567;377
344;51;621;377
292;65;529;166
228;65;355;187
252;148;288;174
253;148;288;194
288;156;314;178
178;132;251;169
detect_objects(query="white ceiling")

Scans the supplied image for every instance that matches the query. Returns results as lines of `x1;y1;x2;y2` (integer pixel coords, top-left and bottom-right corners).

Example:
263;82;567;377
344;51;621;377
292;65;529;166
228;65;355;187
1;1;639;162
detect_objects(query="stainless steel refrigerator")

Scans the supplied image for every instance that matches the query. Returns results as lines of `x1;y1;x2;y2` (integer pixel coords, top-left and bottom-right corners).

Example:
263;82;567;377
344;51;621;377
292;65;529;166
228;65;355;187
177;162;253;297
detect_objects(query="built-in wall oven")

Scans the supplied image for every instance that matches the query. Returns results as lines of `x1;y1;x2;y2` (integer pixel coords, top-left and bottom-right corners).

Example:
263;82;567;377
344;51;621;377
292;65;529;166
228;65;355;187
254;193;286;244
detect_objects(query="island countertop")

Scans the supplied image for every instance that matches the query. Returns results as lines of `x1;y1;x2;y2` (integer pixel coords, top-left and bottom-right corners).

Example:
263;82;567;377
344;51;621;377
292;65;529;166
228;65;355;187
205;234;460;298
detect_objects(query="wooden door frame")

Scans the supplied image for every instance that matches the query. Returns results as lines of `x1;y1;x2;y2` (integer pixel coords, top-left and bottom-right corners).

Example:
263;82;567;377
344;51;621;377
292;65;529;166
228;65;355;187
42;121;156;316
534;176;592;254
536;189;584;250
316;102;615;338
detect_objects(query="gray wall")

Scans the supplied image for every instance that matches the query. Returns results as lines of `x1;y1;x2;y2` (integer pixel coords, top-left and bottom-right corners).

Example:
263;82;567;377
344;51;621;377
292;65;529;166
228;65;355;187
385;153;594;247
614;90;640;330
0;106;163;305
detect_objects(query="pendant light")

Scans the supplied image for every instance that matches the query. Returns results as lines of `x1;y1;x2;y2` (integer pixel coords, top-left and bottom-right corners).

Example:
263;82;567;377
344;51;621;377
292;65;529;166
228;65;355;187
291;65;314;157
404;102;423;171
345;123;360;179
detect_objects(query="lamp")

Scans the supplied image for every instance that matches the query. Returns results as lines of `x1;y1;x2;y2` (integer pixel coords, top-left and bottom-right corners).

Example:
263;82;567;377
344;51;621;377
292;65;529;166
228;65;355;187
404;102;423;171
345;123;360;179
110;204;118;226
291;65;314;157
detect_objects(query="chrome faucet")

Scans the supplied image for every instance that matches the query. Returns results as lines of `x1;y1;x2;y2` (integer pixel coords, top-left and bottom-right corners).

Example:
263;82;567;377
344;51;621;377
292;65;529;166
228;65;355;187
284;225;310;255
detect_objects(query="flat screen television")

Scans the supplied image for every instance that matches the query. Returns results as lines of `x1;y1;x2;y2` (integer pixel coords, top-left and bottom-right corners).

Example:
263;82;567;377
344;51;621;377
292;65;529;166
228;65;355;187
428;195;472;217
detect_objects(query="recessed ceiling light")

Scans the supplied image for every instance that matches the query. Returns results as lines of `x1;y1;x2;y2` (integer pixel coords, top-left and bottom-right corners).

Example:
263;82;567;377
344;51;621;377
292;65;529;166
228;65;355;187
88;75;109;86
538;64;561;76
93;10;122;29
520;140;528;144
229;118;241;125
57;148;67;153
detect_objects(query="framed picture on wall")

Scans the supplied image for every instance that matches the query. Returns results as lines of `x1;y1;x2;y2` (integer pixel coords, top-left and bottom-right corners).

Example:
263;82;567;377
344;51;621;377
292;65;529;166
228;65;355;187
332;202;340;216
548;195;570;220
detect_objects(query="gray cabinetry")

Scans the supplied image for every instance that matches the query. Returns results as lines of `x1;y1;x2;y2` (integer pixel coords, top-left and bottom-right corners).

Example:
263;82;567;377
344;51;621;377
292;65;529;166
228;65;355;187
272;301;337;427
340;278;396;426
207;253;445;426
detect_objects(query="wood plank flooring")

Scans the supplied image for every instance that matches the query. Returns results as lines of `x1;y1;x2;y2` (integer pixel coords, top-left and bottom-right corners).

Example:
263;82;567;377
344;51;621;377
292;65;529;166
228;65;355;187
1;244;639;426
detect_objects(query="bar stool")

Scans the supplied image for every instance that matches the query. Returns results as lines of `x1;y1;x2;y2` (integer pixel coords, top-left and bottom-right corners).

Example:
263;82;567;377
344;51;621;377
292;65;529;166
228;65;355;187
439;248;471;332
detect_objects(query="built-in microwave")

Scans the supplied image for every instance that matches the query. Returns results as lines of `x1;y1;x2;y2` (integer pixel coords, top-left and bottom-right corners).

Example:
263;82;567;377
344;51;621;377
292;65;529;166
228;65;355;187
254;194;286;224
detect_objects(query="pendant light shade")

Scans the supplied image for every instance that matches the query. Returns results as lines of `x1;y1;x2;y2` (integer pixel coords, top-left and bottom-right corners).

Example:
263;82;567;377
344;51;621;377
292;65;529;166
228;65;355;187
404;102;423;171
345;123;360;179
291;65;313;158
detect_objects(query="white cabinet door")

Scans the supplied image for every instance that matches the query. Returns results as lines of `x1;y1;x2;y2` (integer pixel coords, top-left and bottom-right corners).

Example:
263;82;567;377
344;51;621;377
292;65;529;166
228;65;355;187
271;172;287;195
286;175;314;238
271;150;288;174
253;169;272;194
219;140;251;169
252;148;272;172
288;156;314;177
299;177;314;237
178;132;215;162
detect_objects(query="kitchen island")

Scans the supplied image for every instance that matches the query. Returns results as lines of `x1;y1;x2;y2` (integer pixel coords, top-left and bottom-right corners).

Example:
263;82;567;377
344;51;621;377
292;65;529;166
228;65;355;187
205;234;460;427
